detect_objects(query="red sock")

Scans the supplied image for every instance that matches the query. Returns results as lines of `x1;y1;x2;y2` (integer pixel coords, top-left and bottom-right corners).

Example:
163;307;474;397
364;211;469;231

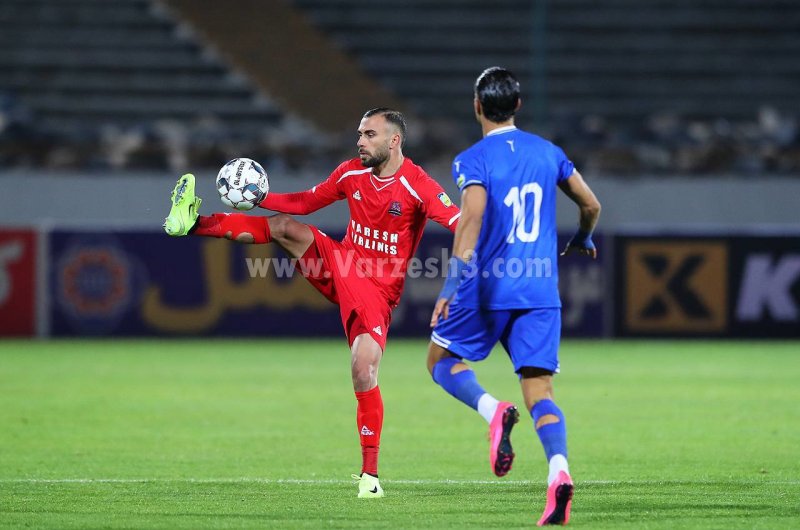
191;213;272;243
355;385;383;477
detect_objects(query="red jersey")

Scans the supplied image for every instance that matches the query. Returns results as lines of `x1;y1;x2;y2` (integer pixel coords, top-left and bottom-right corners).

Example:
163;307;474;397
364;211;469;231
261;157;460;306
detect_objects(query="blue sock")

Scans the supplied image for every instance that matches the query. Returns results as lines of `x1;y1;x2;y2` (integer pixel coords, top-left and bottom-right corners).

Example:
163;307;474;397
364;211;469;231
531;399;568;460
431;357;486;410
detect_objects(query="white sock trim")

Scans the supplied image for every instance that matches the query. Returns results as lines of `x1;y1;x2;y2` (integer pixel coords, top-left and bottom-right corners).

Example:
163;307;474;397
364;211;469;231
477;393;500;424
548;454;570;485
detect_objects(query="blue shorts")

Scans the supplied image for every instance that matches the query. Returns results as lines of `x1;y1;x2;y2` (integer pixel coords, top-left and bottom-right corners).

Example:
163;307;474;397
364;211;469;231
430;304;561;373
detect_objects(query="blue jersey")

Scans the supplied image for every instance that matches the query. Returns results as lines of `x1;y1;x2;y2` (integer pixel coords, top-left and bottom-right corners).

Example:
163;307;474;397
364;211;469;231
452;126;574;309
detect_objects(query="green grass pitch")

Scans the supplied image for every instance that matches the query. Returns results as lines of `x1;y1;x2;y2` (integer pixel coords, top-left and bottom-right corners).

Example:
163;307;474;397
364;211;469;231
1;339;798;528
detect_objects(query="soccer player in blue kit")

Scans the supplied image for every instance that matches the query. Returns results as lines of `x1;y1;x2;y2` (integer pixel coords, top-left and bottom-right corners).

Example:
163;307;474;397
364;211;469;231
428;67;601;526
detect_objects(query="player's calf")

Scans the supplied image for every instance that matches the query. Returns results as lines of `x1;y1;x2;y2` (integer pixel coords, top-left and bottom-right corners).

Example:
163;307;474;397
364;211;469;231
192;213;271;243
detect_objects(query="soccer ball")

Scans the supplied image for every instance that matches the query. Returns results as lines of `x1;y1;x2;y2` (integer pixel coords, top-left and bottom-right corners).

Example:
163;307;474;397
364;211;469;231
216;158;269;211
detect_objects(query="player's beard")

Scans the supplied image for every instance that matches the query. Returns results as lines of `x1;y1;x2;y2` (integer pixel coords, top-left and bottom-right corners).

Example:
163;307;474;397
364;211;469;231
359;143;390;168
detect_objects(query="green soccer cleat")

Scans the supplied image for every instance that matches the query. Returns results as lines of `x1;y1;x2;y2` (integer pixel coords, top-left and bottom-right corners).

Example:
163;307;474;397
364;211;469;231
352;473;384;498
163;173;202;236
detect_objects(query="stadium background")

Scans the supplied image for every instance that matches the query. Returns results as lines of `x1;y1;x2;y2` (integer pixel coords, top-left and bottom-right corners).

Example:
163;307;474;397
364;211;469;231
1;2;799;528
1;0;798;340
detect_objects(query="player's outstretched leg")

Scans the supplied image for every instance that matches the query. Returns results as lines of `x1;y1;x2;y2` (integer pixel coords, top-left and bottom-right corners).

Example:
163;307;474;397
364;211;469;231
427;345;519;477
163;173;202;236
189;208;315;259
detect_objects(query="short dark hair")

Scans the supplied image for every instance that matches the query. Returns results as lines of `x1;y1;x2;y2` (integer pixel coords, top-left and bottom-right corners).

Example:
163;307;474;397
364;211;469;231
363;107;407;146
474;67;520;123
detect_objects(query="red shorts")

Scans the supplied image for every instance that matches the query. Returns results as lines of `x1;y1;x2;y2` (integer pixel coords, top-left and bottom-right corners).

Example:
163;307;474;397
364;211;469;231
298;226;392;350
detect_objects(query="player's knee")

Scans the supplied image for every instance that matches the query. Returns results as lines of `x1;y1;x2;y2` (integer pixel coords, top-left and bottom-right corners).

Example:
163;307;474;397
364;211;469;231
352;340;381;387
426;351;437;376
351;365;371;385
520;369;555;411
273;213;310;247
426;342;447;375
351;360;376;387
268;213;294;240
427;346;468;381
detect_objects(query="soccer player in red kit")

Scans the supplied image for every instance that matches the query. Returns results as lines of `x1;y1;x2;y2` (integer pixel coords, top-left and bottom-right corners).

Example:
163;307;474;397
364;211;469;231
163;108;461;497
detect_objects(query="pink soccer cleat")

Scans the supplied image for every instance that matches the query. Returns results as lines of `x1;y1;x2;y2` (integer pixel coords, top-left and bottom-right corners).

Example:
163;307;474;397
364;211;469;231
488;402;519;477
537;470;574;526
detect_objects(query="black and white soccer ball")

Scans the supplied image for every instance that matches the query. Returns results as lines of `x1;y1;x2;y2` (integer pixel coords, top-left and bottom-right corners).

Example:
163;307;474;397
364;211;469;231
216;158;269;211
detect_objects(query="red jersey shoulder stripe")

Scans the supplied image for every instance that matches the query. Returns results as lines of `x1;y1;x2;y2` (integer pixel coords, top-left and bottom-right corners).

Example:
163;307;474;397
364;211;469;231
398;176;422;202
337;167;371;183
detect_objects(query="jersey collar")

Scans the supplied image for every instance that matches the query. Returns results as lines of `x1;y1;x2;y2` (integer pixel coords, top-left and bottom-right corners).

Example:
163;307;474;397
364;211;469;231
370;173;396;191
486;125;517;136
368;157;410;191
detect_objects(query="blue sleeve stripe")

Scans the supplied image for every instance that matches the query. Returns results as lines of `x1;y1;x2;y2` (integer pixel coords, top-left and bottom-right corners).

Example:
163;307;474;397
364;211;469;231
460;180;485;189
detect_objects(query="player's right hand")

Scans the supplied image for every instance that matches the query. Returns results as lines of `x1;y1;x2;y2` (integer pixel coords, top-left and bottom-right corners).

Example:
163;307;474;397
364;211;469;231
430;297;452;327
431;256;468;327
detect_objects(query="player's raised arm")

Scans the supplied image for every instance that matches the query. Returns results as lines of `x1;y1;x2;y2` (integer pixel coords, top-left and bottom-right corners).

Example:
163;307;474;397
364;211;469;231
558;169;601;258
259;167;347;215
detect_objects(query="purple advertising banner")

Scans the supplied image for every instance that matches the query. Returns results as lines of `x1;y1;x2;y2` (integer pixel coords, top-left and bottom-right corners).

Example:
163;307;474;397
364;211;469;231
49;230;341;337
48;229;607;338
557;233;607;337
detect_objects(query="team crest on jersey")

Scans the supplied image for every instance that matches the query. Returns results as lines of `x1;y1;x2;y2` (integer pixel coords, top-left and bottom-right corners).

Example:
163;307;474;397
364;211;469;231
437;192;453;207
388;201;402;216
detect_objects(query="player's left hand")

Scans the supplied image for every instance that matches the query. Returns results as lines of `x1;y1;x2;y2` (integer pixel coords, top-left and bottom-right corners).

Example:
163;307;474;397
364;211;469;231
560;242;597;259
560;230;597;259
430;297;452;327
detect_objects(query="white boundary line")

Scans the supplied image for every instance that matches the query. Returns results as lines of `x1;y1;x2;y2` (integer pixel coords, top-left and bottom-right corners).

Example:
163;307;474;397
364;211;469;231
0;478;798;485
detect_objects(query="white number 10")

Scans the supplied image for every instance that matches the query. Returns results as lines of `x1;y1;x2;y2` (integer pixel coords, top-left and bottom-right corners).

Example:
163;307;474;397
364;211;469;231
503;183;542;243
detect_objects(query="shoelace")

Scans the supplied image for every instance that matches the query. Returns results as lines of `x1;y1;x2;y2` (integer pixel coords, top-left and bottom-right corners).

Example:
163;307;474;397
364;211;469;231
173;180;187;205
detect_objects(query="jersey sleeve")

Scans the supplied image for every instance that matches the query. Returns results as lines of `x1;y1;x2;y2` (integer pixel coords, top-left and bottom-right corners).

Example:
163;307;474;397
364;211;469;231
554;145;576;183
259;162;346;214
452;149;487;192
417;173;461;233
